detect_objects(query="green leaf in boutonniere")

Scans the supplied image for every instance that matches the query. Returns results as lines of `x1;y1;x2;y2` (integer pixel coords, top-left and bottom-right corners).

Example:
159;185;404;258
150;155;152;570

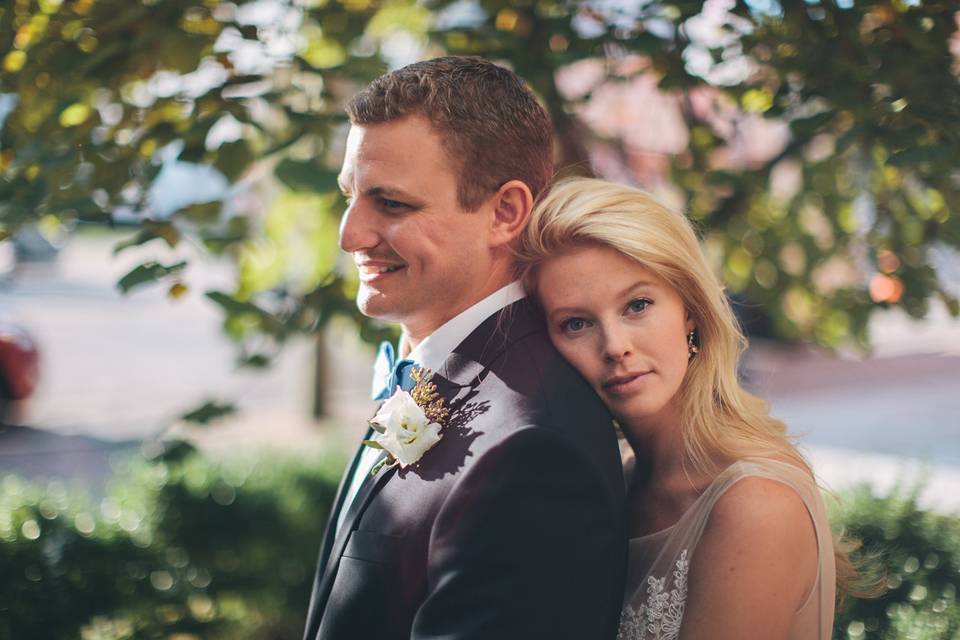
369;456;390;477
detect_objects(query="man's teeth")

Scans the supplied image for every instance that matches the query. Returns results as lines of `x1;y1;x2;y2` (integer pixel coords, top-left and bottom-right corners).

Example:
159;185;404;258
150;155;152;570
363;265;402;274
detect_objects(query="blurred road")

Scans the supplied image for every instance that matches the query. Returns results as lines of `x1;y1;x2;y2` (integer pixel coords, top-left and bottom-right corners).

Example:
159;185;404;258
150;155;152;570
0;228;376;481
745;342;960;512
2;229;959;510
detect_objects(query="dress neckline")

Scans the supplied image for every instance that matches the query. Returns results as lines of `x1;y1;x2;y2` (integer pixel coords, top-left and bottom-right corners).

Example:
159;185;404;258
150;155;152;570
627;459;754;543
629;523;676;543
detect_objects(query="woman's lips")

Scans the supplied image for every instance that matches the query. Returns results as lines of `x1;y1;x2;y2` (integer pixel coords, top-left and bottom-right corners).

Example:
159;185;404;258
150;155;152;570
602;371;651;396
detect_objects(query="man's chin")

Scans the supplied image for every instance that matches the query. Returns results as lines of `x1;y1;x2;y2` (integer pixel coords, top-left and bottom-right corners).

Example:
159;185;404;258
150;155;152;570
356;290;407;322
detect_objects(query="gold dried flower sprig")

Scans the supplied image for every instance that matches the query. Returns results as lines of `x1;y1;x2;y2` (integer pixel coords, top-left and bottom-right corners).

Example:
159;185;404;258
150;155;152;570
410;367;449;426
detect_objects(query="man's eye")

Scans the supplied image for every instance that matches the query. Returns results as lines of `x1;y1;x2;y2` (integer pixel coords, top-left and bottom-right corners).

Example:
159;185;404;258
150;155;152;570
561;318;589;333
381;198;409;211
626;298;650;314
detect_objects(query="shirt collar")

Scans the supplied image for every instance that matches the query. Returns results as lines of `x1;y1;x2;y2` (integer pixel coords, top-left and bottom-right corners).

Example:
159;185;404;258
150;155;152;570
405;281;526;373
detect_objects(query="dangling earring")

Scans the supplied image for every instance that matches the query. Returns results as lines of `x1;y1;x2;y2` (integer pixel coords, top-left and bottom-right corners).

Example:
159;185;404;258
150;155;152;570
687;330;699;360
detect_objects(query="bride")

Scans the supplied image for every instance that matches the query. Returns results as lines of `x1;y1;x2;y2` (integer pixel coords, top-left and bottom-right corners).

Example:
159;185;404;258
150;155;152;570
520;178;858;639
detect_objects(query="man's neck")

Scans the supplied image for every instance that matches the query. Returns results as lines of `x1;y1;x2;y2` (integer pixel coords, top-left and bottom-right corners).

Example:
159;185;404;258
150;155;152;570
398;333;416;359
400;273;518;355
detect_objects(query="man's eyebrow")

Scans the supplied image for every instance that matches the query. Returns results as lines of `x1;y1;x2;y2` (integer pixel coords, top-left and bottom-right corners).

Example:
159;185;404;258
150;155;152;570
336;179;418;201
363;185;417;200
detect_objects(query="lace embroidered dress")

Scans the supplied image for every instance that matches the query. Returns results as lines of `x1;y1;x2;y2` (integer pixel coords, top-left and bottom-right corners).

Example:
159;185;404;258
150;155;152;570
617;458;836;640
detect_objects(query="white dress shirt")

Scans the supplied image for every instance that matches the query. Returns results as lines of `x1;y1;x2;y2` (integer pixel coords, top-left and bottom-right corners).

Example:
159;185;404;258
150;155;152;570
335;281;527;534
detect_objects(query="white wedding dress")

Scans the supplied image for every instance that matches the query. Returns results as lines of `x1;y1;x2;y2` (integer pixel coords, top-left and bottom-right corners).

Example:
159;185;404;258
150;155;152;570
616;458;836;640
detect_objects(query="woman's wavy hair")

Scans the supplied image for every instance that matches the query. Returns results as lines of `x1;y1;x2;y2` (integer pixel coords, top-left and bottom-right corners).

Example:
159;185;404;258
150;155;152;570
518;177;871;603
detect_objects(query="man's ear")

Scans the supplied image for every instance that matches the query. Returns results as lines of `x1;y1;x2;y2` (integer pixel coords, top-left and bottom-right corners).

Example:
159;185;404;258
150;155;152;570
489;179;534;248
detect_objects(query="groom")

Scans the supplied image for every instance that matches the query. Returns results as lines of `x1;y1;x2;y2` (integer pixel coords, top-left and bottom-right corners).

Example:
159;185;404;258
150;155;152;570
303;56;628;640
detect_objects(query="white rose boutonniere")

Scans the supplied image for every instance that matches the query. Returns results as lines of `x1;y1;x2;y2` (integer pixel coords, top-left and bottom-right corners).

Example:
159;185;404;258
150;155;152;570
364;368;449;474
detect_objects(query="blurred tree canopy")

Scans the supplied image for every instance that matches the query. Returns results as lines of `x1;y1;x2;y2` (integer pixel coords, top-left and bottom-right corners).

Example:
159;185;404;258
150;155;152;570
1;0;958;358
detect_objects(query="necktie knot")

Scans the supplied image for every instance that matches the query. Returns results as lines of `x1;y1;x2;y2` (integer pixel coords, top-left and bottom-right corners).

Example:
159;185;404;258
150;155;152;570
371;341;418;400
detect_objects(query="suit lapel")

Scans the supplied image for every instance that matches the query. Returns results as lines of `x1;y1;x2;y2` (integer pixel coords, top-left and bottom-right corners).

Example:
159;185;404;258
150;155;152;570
317;429;371;571
308;443;399;634
302;431;371;640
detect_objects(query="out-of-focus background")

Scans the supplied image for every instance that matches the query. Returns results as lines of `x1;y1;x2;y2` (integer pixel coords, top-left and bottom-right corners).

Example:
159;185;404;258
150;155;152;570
1;1;959;638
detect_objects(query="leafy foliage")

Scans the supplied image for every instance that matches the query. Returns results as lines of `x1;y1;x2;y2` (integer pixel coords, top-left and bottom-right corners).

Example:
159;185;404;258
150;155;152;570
2;449;959;640
0;442;343;640
1;0;958;354
833;484;960;639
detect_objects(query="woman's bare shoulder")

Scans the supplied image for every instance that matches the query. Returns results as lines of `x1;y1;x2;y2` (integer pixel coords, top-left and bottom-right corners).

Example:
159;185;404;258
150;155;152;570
678;474;820;638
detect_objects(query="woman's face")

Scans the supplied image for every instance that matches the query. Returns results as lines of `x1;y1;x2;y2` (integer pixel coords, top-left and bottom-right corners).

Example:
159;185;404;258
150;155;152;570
536;244;694;430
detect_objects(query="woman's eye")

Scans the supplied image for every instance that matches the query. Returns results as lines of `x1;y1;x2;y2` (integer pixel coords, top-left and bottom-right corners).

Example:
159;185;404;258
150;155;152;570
561;317;588;333
626;298;650;314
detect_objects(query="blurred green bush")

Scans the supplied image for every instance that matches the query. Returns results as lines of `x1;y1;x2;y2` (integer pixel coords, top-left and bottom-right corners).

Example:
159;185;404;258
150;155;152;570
833;484;960;640
0;440;344;640
2;444;958;640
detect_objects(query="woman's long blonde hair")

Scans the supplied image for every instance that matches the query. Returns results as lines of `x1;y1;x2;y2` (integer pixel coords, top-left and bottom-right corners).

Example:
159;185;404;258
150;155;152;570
518;177;865;602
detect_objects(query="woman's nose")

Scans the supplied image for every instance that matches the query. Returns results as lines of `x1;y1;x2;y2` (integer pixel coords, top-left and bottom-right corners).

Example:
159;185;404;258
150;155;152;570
601;325;633;362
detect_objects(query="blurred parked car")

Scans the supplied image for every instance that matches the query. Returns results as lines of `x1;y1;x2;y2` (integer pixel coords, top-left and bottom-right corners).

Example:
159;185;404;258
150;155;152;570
0;322;40;423
0;237;14;279
0;221;67;282
12;224;66;262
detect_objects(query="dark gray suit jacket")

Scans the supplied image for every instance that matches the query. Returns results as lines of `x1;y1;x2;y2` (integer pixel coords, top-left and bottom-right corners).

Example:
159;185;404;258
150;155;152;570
303;298;628;640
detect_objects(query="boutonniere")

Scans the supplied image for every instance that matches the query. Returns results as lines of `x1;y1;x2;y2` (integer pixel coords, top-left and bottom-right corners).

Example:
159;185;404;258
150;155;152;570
364;368;450;475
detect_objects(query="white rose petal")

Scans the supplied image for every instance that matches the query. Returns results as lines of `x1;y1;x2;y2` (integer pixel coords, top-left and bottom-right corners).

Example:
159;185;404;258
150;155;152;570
379;421;443;467
370;388;443;468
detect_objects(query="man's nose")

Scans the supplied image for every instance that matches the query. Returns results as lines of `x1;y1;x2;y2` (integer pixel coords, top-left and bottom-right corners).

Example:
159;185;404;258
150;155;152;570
338;200;380;254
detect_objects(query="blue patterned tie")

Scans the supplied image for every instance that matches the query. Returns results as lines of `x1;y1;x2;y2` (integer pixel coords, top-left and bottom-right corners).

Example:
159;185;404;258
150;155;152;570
371;341;418;400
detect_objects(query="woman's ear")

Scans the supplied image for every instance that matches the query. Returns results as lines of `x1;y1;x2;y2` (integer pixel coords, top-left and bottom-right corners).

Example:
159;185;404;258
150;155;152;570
489;179;534;248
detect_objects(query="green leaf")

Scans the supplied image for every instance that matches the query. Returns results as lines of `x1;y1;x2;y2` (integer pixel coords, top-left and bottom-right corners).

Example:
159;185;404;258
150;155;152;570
116;260;187;294
145;437;197;463
205;290;267;317
369;456;390;476
240;353;272;369
361;439;383;449
113;221;180;254
178;144;206;163
887;146;957;167
212;140;254;181
180;401;237;425
368;421;386;434
274;159;340;193
174;200;222;223
789;111;835;137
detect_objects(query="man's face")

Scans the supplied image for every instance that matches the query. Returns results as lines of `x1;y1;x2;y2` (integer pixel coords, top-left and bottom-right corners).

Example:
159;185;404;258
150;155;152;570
338;115;496;340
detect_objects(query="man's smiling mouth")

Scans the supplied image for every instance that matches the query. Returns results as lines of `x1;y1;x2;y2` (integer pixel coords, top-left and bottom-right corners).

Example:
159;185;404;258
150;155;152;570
357;262;406;281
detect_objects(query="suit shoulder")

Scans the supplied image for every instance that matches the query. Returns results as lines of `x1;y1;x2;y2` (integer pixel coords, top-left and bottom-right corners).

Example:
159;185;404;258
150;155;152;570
500;328;602;407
